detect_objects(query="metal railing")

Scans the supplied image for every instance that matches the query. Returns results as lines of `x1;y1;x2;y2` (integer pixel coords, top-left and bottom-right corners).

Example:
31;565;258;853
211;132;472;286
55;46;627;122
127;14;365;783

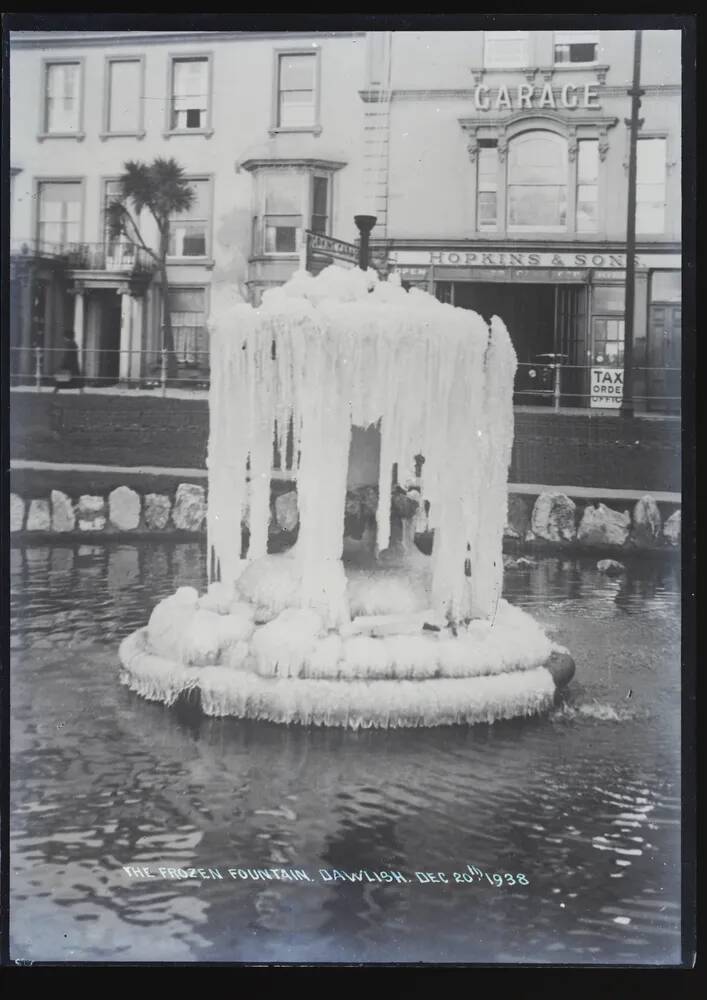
10;239;155;275
8;348;680;412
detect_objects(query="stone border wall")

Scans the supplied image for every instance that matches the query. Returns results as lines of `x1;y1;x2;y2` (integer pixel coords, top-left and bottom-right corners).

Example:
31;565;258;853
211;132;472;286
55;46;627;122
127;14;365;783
9;482;680;554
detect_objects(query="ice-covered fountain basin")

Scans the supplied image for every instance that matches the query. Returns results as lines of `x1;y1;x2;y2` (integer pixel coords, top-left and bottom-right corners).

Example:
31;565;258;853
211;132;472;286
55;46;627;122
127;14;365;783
118;567;575;729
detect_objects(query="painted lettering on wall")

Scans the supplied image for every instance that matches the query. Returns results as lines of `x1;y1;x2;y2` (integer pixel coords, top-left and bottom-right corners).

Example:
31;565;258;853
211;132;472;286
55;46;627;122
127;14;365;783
429;251;633;268
473;83;600;112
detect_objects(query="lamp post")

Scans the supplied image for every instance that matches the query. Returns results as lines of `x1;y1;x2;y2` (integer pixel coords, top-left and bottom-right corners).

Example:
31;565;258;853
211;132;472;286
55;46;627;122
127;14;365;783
354;214;377;271
620;29;644;419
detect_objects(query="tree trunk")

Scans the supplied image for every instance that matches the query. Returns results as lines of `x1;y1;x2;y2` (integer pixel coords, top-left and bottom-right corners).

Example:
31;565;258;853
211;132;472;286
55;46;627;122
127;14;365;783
158;233;178;381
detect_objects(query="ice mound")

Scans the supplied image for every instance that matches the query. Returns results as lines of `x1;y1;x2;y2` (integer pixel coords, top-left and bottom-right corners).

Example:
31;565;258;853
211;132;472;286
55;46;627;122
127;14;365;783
251;608;323;678
347;566;431;616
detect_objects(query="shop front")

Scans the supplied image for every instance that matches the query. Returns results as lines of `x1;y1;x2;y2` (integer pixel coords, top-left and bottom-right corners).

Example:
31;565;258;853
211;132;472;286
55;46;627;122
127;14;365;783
387;247;681;414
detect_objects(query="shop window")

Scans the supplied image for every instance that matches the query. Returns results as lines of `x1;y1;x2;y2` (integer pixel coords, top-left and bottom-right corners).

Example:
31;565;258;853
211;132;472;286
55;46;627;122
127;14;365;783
169;57;210;131
554;31;599;65
106;58;142;134
592;284;625;312
636;138;667;233
168;178;210;258
37;181;82;247
168;287;208;368
43;62;81;134
650;270;681;303
483;31;529;69
576;139;599;232
507;131;567;230
277;52;317;128
592;316;624;365
477;141;498;230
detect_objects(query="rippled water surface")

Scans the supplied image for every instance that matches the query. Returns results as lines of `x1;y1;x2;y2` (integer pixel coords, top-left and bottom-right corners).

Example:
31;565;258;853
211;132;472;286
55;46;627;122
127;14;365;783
10;543;682;964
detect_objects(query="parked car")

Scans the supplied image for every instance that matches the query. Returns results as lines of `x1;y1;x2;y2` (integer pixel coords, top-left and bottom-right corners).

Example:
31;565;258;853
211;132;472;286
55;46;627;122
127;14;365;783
514;353;569;406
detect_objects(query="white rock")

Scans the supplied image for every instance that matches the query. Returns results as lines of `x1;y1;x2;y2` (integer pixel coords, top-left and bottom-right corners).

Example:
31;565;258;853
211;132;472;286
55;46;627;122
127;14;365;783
504;495;530;540
78;494;105;514
597;559;626;576
531;493;577;543
109;486;141;531
577;504;630;547
144;493;171;530
50;490;75;532
663;509;681;547
77;495;106;531
79;517;106;532
26;499;51;532
274;490;299;532
631;495;662;546
172;483;206;531
10;494;24;532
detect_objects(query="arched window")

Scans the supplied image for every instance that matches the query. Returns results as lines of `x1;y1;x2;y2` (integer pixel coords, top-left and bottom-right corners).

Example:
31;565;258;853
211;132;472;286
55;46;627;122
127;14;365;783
507;131;567;230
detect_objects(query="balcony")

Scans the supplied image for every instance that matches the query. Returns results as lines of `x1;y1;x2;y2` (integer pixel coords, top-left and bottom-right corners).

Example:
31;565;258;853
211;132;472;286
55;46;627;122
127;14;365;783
10;239;156;277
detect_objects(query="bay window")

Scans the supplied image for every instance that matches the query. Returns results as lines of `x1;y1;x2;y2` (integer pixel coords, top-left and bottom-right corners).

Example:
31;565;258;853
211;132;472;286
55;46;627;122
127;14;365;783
264;172;303;253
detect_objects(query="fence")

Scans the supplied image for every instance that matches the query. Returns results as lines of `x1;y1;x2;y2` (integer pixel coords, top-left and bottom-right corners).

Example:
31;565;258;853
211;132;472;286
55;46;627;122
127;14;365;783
8;347;680;412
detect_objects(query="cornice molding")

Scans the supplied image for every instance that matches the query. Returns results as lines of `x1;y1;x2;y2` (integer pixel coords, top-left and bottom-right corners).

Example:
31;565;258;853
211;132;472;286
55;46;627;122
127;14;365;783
10;30;366;50
238;156;347;173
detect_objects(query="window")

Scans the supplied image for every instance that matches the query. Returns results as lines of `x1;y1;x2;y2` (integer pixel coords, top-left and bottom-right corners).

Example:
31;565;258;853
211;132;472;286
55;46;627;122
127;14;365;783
44;62;81;134
264;172;303;253
168;179;210;257
592;317;624;365
636;138;666;233
476;141;498;230
37;181;82;246
277;52;316;128
554;31;599;64
310;175;329;234
170;57;209;130
102;179;137;268
483;32;529;69
507;131;567;229
650;271;681;303
168;287;208;369
106;59;142;134
576;139;599;232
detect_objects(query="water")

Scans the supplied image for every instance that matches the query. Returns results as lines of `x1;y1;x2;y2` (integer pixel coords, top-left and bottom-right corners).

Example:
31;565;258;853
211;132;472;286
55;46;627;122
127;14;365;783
10;543;682;964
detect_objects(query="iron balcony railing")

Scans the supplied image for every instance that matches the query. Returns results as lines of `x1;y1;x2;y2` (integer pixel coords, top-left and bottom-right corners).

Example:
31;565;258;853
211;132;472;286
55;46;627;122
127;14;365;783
8;347;681;414
10;239;156;275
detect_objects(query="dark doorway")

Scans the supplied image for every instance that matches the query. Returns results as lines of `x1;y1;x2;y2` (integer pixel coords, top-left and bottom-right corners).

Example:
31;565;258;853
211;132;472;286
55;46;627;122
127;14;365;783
96;291;122;385
648;303;681;415
451;282;556;363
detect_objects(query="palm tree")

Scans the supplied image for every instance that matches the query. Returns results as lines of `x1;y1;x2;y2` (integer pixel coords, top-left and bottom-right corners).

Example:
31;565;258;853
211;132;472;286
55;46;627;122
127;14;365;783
107;157;195;380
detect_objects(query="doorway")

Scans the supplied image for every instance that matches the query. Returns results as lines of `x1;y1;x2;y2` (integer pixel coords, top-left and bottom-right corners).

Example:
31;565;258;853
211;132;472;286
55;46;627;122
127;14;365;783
95;290;122;385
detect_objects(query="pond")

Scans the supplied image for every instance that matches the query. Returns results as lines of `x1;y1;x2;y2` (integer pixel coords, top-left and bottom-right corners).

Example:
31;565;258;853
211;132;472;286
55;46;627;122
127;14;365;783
10;542;681;964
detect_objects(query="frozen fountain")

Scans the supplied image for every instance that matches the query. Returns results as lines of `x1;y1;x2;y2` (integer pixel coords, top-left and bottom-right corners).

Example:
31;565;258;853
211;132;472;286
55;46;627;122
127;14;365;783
119;264;574;728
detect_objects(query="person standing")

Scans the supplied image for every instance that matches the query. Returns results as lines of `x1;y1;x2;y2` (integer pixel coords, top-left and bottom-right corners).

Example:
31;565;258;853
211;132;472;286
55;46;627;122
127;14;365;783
53;331;82;392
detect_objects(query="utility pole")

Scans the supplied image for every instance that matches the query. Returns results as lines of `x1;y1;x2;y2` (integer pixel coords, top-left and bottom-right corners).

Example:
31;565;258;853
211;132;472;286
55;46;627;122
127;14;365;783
354;214;377;271
620;29;644;419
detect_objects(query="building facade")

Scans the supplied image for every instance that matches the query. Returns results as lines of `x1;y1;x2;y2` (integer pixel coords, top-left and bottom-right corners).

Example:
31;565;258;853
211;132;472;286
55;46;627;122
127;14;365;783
10;29;682;412
365;29;682;413
9;29;368;385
